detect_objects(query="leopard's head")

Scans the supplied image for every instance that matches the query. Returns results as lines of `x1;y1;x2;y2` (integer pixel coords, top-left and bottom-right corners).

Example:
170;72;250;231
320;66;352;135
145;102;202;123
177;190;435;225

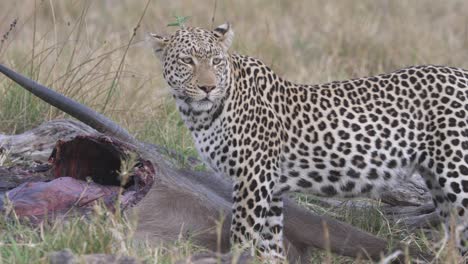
149;23;234;112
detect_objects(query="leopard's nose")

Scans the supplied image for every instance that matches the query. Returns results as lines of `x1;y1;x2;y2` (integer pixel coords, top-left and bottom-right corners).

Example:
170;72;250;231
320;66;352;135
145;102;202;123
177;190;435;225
198;85;216;93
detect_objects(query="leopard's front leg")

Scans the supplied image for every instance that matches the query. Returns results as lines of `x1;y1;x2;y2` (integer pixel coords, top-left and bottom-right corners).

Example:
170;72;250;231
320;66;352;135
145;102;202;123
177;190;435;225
230;160;285;262
262;195;285;258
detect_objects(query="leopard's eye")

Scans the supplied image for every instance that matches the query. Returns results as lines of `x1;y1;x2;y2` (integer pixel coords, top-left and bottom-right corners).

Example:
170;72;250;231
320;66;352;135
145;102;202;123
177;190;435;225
180;57;194;65
212;57;222;65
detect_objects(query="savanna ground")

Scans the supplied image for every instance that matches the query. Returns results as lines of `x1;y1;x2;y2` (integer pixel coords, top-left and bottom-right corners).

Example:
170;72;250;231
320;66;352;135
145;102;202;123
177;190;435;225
1;1;468;263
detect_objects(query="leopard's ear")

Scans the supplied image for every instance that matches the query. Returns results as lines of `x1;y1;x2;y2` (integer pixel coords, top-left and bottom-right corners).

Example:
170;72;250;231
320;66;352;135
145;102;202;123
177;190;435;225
147;33;170;60
213;23;234;51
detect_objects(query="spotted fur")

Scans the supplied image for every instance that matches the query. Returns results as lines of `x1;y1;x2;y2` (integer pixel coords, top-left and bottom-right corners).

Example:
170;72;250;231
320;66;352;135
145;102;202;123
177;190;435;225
149;24;468;261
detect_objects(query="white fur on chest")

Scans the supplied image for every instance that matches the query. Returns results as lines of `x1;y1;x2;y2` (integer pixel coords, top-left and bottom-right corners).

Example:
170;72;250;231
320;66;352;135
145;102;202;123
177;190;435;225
176;99;227;173
192;120;223;173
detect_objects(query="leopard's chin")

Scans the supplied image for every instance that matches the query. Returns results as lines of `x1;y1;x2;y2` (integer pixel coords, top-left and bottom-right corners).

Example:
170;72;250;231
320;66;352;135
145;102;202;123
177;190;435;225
191;99;214;112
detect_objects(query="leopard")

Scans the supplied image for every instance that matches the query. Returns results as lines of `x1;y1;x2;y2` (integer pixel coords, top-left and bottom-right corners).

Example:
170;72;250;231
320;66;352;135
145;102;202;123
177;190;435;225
149;23;468;262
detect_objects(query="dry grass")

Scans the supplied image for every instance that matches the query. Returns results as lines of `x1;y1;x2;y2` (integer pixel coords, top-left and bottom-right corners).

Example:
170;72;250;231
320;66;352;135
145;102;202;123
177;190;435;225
1;0;468;263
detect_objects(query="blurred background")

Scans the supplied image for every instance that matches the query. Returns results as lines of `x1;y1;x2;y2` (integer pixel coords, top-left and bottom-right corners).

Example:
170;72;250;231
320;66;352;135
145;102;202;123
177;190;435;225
0;0;467;150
